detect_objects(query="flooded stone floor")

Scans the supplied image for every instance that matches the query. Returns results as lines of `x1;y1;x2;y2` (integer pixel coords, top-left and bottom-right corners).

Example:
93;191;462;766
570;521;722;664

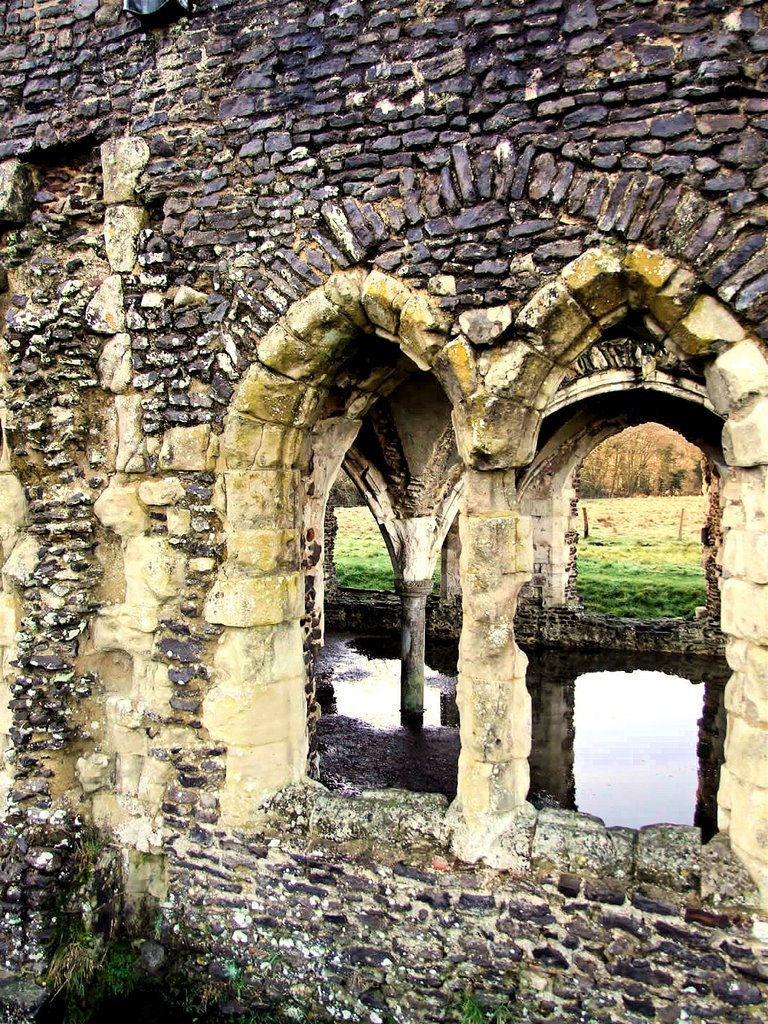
315;634;729;840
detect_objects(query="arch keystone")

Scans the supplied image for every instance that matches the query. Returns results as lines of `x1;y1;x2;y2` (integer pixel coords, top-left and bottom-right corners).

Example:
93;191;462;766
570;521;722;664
360;269;413;334
623;244;678;303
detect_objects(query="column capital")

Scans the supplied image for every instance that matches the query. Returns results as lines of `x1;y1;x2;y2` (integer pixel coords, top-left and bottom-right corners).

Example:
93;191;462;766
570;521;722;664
394;577;434;597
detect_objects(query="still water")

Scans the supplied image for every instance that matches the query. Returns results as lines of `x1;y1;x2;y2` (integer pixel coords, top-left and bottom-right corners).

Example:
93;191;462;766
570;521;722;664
315;634;728;839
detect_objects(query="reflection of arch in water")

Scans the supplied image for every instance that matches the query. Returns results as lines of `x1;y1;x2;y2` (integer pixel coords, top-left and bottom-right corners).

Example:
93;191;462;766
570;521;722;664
518;383;724;611
524;648;729;841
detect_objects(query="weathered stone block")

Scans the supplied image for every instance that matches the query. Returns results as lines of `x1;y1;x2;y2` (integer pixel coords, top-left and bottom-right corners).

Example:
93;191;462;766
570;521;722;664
706;339;768;415
203;571;303;627
719;762;768;875
561;246;625;320
482;342;554;406
0;593;17;649
224;469;298;530
104;204;148;273
101;137;150;204
98;333;132;394
623;245;678;303
323;268;369;329
138;476;185;506
227;528;299;574
454;395;541;469
257;312;354;382
233;362;321;427
722;529;768;584
398;293;449;370
2;535;40;590
204;673;304;750
636;824;701;892
115;394;145;472
124;535;184;604
724;715;768;788
85;275;126;334
159;424;216;471
515;280;596;365
458;305;512;346
461;512;533;576
700;833;761;908
723;399;768;467
173;285;208;308
76;752;113;794
721;578;768;645
0;160;35;225
0;474;26;538
531;808;636;882
434;337;477;406
671;295;747;357
647;268;699;329
94;479;147;537
455;748;530;817
217;738;306;830
457;673;531;761
360;269;412;333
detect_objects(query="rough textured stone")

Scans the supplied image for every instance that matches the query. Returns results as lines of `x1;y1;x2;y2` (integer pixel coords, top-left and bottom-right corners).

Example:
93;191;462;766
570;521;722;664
101;137;150;204
0;160;35;224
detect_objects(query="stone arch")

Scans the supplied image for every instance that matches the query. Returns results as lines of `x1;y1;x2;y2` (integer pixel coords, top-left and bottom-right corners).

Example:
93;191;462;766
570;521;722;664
449;243;768;901
203;269;462;829
519;385;725;608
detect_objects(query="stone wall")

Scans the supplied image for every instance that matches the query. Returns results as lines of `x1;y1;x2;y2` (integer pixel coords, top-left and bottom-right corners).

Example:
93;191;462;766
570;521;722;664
1;0;768;1006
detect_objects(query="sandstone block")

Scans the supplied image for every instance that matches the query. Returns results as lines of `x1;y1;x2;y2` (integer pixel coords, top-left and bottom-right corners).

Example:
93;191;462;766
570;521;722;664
458;306;512;346
137;756;173;809
454;395;540;469
203;571;303;627
227;528;300;573
360;269;412;333
724;715;768;789
91;605;158;657
428;274;456;296
76;752;113;794
2;535;40;589
647;267;699;330
224;469;298;530
636;824;701;892
257;314;354;382
719;763;768;871
721;578;768;645
671;295;747;357
211;622;304;689
173;285;208;308
204;673;305;750
159;424;216;471
0;160;35;225
722;529;768;584
398;293;450;370
94;479;147;537
323;268;369;328
723;399;768;467
0;474;26;538
217;738;306;830
435;337;477;405
104;204;148;273
85;275;126;334
166;507;191;536
482;342;553;405
624;245;678;302
515;280;596;365
115;394;145;472
101;137;150;204
457;673;531;762
721;466;768;530
726;671;768;727
706;339;768;415
124;535;184;604
531;808;636;882
138;477;185;506
0;593;17;648
284;287;356;353
561;246;625;320
233;362;320;427
98;333;133;393
461;513;533;576
455;748;530;817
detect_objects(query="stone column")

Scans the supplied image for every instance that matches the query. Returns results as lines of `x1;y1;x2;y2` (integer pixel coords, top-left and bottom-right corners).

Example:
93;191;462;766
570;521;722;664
449;469;533;865
522;481;576;608
440;517;462;598
395;577;433;721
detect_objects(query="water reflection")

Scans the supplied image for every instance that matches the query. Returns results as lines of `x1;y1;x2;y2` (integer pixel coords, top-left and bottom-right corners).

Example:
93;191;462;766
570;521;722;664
314;634;728;838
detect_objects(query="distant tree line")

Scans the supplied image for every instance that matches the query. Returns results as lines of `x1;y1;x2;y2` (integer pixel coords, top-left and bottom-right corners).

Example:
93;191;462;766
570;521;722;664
579;424;703;498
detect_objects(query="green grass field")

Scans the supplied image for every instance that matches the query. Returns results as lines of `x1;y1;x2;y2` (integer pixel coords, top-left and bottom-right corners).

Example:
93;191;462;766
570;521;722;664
332;496;709;618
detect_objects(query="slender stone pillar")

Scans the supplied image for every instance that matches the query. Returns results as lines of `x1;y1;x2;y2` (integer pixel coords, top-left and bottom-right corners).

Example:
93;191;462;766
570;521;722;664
440;517;462;598
395;577;433;720
449;469;534;866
